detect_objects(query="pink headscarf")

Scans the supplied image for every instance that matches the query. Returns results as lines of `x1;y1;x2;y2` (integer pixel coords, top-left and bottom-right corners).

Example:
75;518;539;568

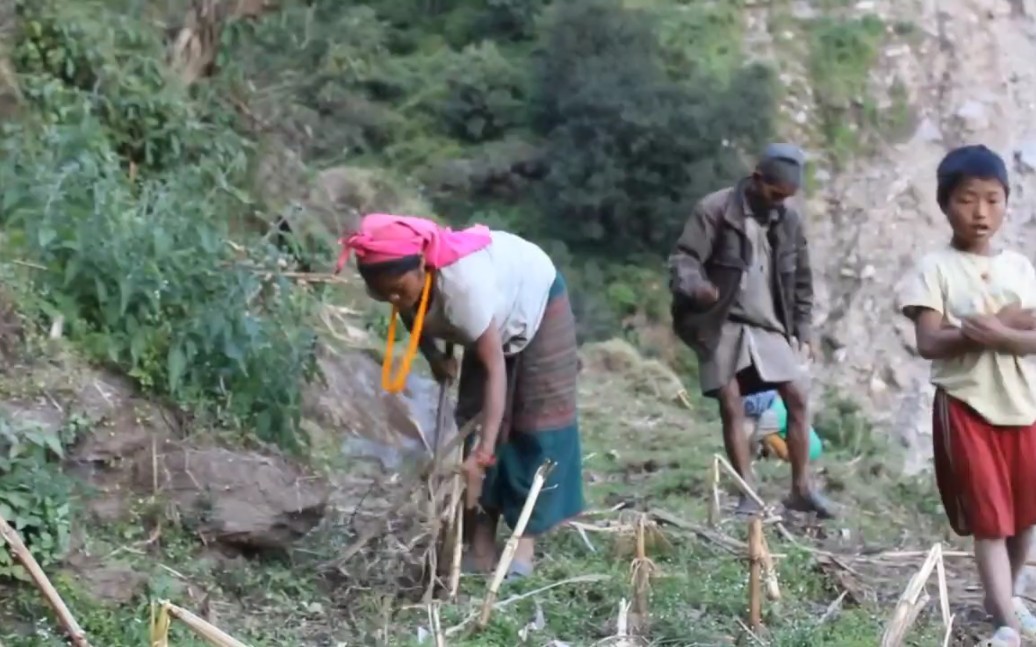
336;213;492;274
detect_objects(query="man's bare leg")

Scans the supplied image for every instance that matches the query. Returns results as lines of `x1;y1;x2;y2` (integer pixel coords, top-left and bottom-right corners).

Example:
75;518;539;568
717;379;760;514
776;380;835;519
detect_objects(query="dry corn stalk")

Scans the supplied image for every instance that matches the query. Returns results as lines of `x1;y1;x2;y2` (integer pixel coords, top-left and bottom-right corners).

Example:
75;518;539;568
629;515;658;636
427;602;445;647
0;514;90;646
445;448;465;599
707;457;721;528
747;516;764;631
759;532;780;601
880;543;944;647
477;460;556;628
151;600;251;647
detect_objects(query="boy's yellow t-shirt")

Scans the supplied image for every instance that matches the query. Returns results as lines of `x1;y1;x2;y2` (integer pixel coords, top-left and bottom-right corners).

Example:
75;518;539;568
898;246;1036;426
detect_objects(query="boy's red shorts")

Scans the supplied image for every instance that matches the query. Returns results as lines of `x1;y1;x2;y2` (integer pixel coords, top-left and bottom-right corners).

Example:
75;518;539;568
933;389;1036;539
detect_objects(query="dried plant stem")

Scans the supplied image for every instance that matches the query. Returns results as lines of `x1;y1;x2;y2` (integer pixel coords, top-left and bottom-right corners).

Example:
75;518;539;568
760;532;780;601
747;516;764;631
446;451;465;599
477;460;556;628
423;377;453;603
427;602;445;647
881;543;944;647
0;514;90;646
714;454;766;510
942;614;955;647
629;515;656;624
156;600;250;647
446;574;607;636
707;456;721;528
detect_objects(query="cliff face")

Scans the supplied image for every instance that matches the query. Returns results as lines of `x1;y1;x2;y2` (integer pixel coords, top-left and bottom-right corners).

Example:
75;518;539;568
759;0;1036;470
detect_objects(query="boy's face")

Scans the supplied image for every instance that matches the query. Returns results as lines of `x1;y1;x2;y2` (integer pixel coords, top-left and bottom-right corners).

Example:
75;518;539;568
946;177;1006;248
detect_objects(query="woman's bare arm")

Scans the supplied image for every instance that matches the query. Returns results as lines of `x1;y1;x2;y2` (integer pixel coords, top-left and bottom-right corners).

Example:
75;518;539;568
472;318;506;454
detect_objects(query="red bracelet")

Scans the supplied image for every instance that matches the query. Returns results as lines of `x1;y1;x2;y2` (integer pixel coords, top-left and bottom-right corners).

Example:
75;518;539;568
474;450;496;468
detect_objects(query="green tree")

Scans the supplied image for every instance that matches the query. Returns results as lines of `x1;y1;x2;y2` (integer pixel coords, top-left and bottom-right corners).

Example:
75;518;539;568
532;0;777;258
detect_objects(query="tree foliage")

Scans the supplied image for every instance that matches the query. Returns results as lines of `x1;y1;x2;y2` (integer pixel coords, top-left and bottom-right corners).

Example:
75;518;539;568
532;0;777;256
3;0;318;449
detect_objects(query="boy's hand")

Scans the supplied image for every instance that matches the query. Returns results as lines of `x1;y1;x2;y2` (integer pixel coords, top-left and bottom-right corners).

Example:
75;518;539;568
962;313;1015;351
997;303;1036;331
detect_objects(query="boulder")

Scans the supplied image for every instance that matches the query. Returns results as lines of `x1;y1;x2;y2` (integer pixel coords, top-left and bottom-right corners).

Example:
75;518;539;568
139;447;330;550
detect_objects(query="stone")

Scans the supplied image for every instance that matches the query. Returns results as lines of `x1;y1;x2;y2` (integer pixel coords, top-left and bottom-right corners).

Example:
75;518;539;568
138;447;330;550
955;100;990;131
912;117;943;144
1015;139;1036;173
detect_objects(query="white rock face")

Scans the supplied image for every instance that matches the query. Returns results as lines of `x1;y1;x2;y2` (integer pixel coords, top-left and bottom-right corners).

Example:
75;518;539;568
744;0;1036;480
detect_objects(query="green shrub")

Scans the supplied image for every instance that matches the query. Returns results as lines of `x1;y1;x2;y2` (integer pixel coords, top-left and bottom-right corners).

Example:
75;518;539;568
0;118;317;450
425;41;529;143
0;413;83;580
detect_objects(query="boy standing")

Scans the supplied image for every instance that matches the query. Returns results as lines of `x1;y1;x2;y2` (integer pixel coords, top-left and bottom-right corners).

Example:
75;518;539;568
900;144;1036;646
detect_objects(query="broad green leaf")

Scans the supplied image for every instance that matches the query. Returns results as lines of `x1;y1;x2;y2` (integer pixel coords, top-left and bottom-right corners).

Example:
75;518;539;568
167;345;186;393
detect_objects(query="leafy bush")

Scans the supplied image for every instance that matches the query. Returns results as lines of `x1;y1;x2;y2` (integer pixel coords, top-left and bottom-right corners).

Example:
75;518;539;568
0;121;318;448
424;41;529;143
0;413;83;580
15;0;246;177
3;0;319;449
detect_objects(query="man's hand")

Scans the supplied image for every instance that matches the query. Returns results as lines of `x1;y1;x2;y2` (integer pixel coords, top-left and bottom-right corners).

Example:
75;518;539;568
961;313;1015;351
692;282;720;307
997;303;1036;331
430;355;458;385
798;340;814;363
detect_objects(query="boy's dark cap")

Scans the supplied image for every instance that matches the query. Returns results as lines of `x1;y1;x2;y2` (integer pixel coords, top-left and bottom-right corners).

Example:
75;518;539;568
936;144;1009;209
758;142;806;188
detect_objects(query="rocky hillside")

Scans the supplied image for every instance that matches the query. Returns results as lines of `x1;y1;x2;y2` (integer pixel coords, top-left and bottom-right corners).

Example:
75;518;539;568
792;0;1036;472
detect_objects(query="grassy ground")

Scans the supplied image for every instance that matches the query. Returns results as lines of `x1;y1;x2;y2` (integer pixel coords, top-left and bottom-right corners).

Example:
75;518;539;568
0;338;984;646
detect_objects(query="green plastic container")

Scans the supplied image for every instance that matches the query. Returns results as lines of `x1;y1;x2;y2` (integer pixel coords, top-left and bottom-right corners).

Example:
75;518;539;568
770;397;824;461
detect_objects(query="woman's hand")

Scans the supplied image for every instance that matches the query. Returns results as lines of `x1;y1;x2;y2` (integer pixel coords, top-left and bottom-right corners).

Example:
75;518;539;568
430;355;458;384
461;448;495;508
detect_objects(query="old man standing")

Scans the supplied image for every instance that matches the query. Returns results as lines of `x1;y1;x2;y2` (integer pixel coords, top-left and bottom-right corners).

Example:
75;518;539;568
667;143;835;518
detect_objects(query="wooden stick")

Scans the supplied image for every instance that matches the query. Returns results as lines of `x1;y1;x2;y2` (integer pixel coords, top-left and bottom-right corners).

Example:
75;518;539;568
759;532;780;601
713;454;767;510
446;482;465;599
0;515;90;646
880;543;942;647
477;460;556;628
934;543;951;631
446;574;606;637
423;382;451;603
941;613;955;647
160;600;250;647
707;456;721;528
748;516;763;631
428;602;445;647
